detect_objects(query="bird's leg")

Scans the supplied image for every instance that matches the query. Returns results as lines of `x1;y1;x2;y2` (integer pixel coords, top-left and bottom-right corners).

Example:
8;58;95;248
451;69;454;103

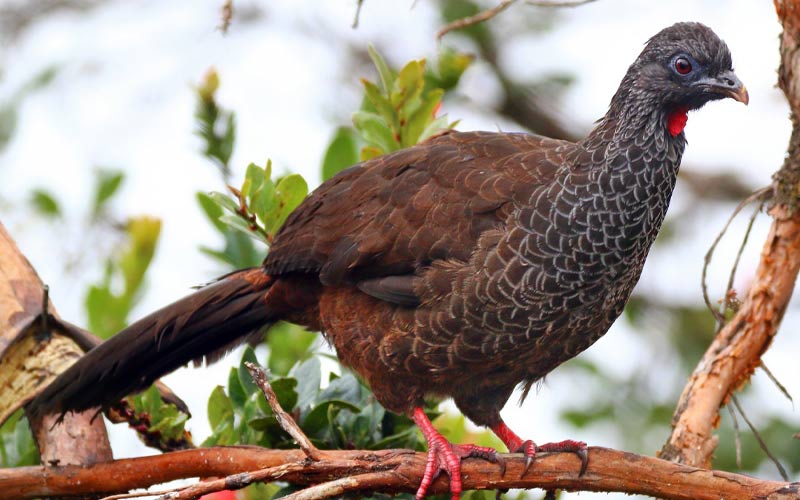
412;407;501;500
490;420;588;476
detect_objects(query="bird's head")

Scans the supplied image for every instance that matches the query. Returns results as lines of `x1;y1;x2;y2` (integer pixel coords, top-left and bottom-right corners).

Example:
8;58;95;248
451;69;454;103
609;22;748;136
636;22;747;108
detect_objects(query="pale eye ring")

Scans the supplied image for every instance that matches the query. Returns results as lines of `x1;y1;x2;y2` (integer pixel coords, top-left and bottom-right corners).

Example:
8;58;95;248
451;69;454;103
674;57;692;75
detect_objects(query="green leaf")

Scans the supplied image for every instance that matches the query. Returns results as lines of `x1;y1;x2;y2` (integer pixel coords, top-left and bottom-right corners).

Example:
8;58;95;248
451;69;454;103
242;162;266;200
29;189;61;218
318;371;363;404
352;111;398;154
419;115;451;142
404;88;443;147
367;44;394;93
196;192;226;232
435;48;473;90
237;346;261;397
85;284;127;339
0;411;38;467
321;127;360;181
219;214;262;241
359;145;384;162
267;174;308;234
119;216;161;300
289;357;321;413
362;79;397;132
303;400;361;436
92;169;125;218
228;367;247;408
207;191;240;215
219;112;236;167
207;385;234;431
266;322;316;375
390;59;425;110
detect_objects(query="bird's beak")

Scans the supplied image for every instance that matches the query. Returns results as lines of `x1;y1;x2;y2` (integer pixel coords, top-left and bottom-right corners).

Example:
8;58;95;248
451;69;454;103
694;70;749;105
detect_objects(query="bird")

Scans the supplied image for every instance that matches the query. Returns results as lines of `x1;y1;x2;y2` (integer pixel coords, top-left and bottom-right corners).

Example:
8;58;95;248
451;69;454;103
29;22;747;500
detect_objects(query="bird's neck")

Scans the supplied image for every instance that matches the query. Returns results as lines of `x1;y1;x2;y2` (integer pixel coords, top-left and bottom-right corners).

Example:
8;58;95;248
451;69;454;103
580;96;688;175
559;97;687;268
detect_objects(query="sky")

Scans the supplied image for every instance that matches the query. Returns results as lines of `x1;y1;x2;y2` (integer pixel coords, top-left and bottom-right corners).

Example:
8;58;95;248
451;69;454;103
0;0;796;498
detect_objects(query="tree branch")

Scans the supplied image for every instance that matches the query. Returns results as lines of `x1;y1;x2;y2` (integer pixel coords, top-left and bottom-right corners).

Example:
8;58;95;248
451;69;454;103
436;0;517;40
660;1;800;467
0;446;796;500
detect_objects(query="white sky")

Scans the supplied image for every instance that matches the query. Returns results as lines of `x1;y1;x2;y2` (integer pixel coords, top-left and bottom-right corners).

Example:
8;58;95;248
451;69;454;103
0;1;796;498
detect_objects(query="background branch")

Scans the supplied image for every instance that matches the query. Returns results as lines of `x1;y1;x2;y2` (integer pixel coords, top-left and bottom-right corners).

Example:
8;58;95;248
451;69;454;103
660;0;800;467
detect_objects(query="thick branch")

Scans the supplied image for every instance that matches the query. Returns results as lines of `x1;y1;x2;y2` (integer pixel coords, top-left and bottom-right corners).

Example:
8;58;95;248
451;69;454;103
661;205;800;466
0;221;112;465
661;1;800;467
0;446;796;500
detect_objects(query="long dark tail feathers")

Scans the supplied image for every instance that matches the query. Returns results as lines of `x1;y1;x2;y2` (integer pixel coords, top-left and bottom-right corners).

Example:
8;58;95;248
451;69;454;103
28;268;277;419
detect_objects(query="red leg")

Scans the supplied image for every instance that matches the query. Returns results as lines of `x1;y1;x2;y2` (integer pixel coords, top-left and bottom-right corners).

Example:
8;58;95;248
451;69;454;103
411;407;501;500
491;420;588;476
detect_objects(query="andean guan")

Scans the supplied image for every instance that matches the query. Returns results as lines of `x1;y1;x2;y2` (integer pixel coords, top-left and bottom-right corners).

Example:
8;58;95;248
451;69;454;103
29;22;747;499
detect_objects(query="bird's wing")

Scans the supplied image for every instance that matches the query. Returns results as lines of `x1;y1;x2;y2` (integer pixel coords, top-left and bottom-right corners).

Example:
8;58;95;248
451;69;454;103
264;130;572;294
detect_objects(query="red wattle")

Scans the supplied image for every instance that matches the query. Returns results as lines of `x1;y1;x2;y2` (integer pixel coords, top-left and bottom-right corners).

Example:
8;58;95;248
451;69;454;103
667;107;688;136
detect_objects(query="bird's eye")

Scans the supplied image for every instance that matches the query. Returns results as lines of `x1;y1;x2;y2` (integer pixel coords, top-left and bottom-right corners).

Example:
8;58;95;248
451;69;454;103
674;57;692;75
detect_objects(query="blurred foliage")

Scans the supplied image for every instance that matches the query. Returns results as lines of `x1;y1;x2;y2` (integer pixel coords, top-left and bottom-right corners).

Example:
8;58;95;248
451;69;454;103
352;46;462;160
322;46;470;180
207;161;308;246
195;68;236;181
193;70;263;269
0;65;59;154
86;215;161;339
0;410;38;467
123;386;193;451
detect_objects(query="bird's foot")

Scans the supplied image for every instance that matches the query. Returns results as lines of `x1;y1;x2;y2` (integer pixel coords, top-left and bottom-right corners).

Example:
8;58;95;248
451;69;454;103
514;438;588;477
491;421;588;477
412;407;503;500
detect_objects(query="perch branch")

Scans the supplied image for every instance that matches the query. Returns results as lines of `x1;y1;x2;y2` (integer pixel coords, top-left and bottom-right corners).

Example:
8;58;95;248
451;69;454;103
0;446;797;500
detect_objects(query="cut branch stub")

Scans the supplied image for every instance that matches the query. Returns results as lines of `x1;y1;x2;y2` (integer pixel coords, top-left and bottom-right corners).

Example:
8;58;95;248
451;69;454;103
0;221;113;465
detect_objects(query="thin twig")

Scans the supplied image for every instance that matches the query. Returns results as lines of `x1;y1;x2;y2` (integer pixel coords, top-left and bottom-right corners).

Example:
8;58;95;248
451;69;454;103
101;464;305;500
437;0;517;40
218;0;233;34
760;361;794;409
716;198;764;322
525;0;598;7
727;404;742;469
731;394;789;481
279;471;400;500
244;361;323;461
352;0;364;29
701;187;771;323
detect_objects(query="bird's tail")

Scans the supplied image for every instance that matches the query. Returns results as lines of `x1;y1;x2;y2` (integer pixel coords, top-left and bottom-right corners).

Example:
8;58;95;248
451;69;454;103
28;267;278;419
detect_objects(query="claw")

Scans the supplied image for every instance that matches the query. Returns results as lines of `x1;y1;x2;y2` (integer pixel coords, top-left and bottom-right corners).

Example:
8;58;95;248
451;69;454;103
514;440;537;478
495;453;507;477
537;439;589;475
576;447;589;476
412;407;501;499
491;421;589;477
